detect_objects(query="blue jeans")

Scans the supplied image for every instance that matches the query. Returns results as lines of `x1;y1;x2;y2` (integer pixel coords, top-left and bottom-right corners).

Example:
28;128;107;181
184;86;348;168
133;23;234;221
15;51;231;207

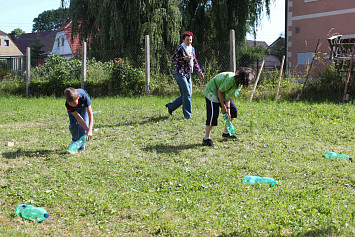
167;74;192;119
68;107;88;150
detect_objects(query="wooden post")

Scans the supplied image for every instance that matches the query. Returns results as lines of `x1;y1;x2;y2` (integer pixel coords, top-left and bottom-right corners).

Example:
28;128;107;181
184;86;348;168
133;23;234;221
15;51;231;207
81;42;87;89
343;45;354;102
145;35;150;96
296;39;320;101
230;29;236;72
275;55;286;101
26;47;30;97
249;59;265;101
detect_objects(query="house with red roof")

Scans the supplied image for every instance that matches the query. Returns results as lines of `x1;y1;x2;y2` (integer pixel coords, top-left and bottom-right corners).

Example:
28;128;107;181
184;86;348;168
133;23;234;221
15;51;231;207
52;21;83;59
15;21;83;60
0;30;23;56
0;30;24;74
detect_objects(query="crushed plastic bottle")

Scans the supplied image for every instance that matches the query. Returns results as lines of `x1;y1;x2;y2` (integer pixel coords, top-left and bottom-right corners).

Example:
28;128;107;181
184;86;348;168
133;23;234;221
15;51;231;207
223;113;235;136
15;204;49;222
243;175;278;186
68;135;87;154
323;152;352;162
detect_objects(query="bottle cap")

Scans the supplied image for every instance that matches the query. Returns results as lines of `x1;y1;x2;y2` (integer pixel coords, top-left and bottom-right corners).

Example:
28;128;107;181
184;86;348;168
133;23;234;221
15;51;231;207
44;213;49;218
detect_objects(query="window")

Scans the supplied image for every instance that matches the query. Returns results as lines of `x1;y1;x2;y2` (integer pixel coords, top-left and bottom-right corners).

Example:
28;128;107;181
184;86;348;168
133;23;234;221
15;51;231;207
62;37;65;46
4;40;9;46
304;0;319;2
57;38;60;47
298;52;313;65
295;26;300;33
0;39;1;46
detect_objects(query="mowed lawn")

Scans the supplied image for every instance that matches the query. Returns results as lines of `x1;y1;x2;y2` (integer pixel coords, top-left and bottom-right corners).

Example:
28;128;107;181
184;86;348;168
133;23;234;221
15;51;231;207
0;94;354;236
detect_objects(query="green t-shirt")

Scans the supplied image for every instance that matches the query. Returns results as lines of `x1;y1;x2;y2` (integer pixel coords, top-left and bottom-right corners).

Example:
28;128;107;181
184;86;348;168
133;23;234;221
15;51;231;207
203;72;242;103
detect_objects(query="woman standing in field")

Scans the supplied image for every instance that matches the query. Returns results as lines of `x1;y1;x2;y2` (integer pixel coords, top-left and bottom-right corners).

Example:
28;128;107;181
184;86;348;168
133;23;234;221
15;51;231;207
165;31;204;119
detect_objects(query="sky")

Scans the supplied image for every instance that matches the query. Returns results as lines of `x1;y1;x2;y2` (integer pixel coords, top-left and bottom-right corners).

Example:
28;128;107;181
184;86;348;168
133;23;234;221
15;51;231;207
0;0;285;45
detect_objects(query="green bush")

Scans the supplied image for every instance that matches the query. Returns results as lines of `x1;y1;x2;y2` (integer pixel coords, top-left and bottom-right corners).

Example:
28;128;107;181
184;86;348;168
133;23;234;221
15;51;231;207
304;65;354;101
110;58;145;96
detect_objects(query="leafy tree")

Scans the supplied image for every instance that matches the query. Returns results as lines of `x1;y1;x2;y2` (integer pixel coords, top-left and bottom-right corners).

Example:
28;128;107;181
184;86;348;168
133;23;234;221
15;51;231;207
238;44;267;68
30;36;46;67
9;28;25;40
32;8;70;33
180;0;272;45
70;0;182;72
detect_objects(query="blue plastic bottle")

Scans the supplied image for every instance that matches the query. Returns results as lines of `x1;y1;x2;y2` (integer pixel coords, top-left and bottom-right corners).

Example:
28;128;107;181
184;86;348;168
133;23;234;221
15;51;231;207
323;152;352;162
68;135;87;153
223;113;236;136
15;204;49;222
243;175;278;186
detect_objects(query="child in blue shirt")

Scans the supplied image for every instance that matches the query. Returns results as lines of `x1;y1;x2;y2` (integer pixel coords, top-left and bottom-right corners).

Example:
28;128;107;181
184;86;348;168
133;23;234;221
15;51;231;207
64;87;93;152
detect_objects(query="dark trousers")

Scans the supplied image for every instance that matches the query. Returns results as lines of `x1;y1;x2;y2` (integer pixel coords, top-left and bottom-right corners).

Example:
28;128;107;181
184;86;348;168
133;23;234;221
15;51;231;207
205;97;237;126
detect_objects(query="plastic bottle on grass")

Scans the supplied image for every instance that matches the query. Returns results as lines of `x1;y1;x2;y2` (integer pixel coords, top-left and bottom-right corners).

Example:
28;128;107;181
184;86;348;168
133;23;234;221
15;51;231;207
15;204;49;222
223;113;235;136
68;135;87;153
243;175;278;186
323;152;352;162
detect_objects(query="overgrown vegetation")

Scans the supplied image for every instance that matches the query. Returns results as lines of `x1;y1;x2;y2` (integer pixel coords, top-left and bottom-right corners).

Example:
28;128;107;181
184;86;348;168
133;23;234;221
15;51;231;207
0;95;354;236
0;53;354;103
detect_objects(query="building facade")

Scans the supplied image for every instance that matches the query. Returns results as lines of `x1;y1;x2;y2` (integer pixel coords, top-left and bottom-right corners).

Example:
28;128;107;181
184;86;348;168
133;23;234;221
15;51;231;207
0;30;23;56
287;0;355;74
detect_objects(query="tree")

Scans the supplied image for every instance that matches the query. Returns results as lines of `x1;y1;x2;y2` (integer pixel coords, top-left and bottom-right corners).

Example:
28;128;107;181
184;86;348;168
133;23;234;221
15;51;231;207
32;8;70;33
179;0;272;70
180;0;272;46
9;28;25;40
30;36;46;67
70;0;182;72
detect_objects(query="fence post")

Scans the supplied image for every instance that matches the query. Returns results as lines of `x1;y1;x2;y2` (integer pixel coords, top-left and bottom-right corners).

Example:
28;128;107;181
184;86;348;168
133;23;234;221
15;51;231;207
145;35;150;96
249;59;265;102
275;55;286;101
81;42;87;89
26;47;30;97
230;29;236;72
343;45;354;103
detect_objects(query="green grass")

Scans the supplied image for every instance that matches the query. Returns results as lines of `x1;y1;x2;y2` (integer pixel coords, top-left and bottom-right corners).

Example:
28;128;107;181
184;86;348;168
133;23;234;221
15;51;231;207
0;93;354;236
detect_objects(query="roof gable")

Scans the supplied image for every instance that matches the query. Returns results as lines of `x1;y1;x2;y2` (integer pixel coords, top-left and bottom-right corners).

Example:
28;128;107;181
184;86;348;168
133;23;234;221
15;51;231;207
15;31;57;55
57;20;82;55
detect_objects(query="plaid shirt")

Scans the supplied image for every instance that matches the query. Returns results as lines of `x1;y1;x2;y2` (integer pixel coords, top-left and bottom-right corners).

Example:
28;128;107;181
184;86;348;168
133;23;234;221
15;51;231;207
172;44;203;78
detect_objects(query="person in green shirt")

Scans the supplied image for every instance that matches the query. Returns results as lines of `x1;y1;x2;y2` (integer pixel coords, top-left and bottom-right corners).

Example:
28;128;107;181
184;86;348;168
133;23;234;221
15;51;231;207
203;69;253;147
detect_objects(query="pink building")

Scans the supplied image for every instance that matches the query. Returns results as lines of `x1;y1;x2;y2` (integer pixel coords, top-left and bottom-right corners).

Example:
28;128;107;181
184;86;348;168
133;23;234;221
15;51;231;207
287;0;355;74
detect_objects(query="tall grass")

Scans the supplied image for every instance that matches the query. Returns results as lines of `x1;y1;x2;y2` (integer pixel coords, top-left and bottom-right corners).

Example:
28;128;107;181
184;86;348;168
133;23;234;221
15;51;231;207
0;93;354;236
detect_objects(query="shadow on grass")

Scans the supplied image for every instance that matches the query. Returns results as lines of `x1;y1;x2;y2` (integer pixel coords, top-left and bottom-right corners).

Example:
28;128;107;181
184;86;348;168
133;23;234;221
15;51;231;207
142;143;202;154
2;148;67;159
95;115;170;128
217;226;338;237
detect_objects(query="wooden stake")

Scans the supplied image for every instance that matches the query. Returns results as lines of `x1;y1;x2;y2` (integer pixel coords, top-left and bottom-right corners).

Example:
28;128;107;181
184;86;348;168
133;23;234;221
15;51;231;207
343;45;354;102
275;55;286;101
296;39;320;101
249;59;265;102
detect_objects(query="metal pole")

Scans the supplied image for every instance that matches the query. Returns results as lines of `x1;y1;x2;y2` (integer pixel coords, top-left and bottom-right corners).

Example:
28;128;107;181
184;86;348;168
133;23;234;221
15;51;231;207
26;47;30;97
145;35;150;96
81;42;87;89
230;29;236;72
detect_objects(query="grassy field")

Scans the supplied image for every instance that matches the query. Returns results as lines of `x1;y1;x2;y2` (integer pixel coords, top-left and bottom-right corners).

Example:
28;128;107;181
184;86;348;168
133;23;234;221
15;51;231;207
0;94;354;236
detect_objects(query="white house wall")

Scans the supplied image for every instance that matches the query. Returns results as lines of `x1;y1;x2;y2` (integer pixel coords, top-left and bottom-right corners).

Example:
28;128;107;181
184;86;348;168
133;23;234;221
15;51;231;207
52;31;73;59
